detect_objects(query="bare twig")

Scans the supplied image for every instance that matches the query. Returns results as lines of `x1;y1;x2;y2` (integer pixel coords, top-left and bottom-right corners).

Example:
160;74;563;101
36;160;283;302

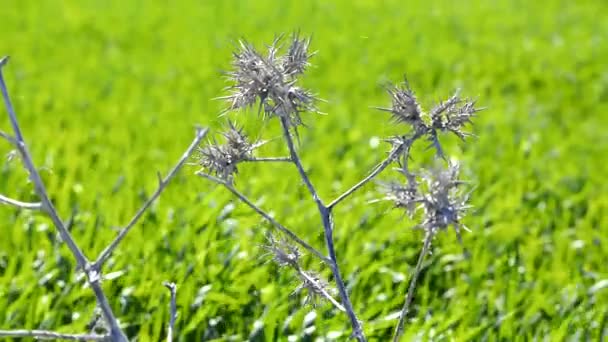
392;230;434;342
244;156;292;162
0;193;42;210
0;129;16;145
163;282;178;342
328;132;423;210
328;145;404;210
279;117;324;208
0;56;129;342
0;329;108;341
279;117;367;342
94;127;208;269
196;171;329;264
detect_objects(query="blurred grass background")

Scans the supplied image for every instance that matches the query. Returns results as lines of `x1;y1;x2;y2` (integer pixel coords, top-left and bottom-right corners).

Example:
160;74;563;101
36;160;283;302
1;0;607;340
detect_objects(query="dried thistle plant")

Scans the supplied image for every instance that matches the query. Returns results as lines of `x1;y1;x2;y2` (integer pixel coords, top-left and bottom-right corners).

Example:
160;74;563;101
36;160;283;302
196;33;483;342
1;32;483;341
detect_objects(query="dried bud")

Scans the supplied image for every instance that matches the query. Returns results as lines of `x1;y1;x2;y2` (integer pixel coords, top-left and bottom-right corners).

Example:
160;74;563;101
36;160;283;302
197;122;256;179
379;178;419;217
376;79;425;131
376;79;482;158
262;233;301;268
430;91;480;140
220;34;318;129
381;162;471;236
282;34;314;77
418;162;471;233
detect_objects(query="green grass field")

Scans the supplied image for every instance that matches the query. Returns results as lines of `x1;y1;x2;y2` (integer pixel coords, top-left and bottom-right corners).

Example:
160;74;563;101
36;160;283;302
1;1;607;340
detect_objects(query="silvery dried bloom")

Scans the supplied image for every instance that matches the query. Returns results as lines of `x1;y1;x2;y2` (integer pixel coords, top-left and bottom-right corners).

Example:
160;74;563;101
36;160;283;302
382;162;471;236
418;162;471;233
376;79;482;158
262;233;301;268
375;79;425;132
220;34;318;129
429;91;480;140
198;122;256;179
379;170;419;217
282;34;314;77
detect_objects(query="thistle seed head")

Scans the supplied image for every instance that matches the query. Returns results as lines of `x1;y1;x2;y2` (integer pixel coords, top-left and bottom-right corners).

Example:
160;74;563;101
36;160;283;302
376;78;425;131
221;34;318;129
380;179;419;217
262;233;301;268
376;79;482;157
197;122;256;180
382;162;471;236
430;92;480;140
418;162;471;233
282;33;314;77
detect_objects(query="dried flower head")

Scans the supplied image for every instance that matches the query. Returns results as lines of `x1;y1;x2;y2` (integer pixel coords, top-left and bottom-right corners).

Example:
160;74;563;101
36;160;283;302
375;78;425;131
198;122;256;179
262;233;301;268
382;162;471;236
380;178;419;217
376;78;482;158
418;162;471;233
220;33;318;129
282;34;314;77
429;91;481;140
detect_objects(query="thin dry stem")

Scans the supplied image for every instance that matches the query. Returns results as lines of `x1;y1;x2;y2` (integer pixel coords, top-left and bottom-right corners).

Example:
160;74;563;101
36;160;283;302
328;132;423;210
279;117;366;342
243;156;292;162
164;282;178;342
0;330;108;341
94;127;208;269
392;230;434;342
0;193;42;210
196;171;329;264
0;129;16;145
0;56;129;342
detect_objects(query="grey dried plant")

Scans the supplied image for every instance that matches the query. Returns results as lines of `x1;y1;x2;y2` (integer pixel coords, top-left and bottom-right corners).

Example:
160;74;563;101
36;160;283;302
195;34;483;342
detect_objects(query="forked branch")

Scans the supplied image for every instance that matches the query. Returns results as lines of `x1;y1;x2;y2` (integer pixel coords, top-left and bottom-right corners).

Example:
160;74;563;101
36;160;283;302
0;55;129;342
0;330;108;341
94;127;208;269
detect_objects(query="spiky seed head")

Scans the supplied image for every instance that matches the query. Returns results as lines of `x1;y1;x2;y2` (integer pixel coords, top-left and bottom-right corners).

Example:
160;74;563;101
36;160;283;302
262;234;301;268
418;162;471;233
376;79;425;130
197;122;257;180
381;162;471;236
430;92;480;140
220;34;318;129
380;179;419;217
282;33;314;76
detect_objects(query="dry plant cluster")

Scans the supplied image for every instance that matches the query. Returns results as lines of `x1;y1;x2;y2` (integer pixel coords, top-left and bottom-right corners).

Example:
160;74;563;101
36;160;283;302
0;33;482;341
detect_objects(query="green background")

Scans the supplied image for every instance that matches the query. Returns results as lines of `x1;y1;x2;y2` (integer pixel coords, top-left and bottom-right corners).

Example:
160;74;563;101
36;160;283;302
1;0;607;340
